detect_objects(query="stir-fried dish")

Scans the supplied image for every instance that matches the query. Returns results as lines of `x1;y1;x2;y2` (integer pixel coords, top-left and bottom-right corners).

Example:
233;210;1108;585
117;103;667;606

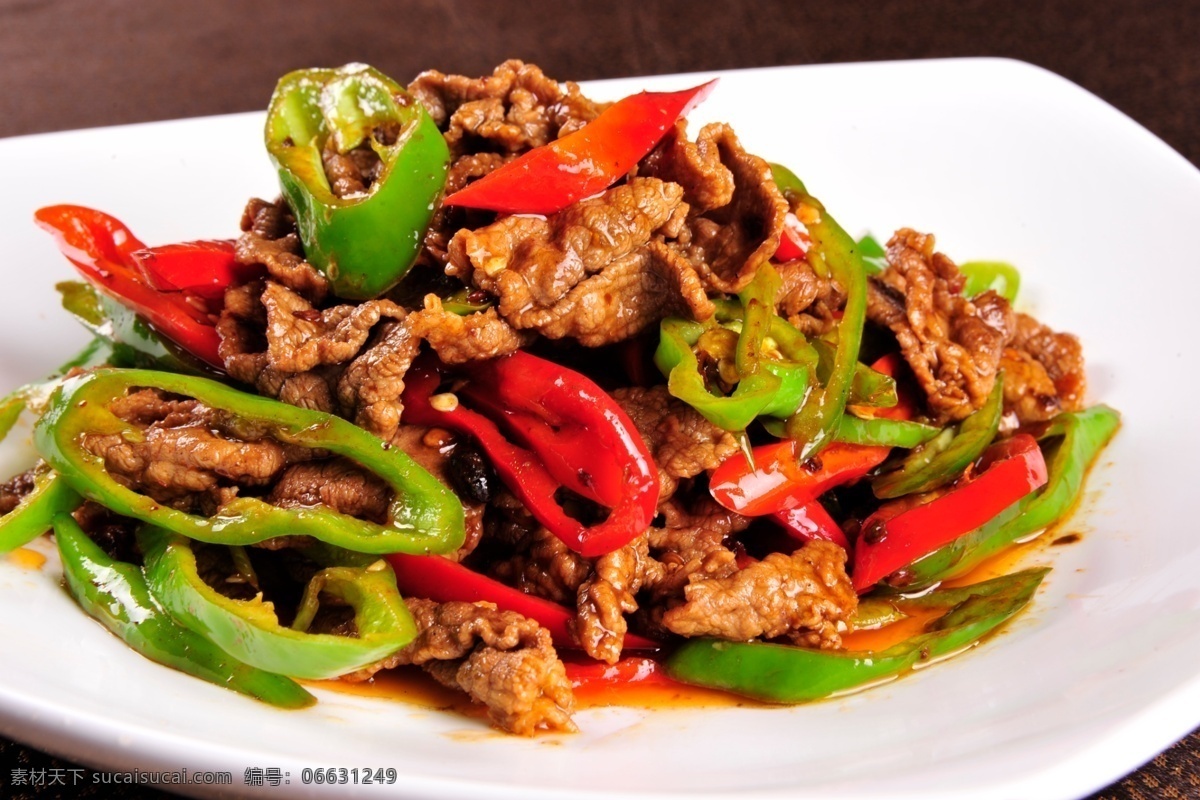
0;61;1119;735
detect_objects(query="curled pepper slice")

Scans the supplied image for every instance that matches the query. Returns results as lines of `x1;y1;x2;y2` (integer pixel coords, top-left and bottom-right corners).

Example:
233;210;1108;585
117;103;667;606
139;527;418;680
54;514;314;709
403;352;658;558
34;369;464;555
667;568;1047;703
266;63;450;299
442;79;716;215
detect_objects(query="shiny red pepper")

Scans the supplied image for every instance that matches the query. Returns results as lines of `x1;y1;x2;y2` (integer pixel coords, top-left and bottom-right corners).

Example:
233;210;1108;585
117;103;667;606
771;501;849;549
34;206;229;369
562;655;675;691
852;433;1049;593
441;80;717;215
386;553;658;651
132;240;259;303
402;352;659;558
773;213;811;262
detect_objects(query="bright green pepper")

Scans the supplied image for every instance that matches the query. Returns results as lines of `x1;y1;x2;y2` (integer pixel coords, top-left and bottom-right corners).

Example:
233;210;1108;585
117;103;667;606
760;412;939;449
35;369;464;554
667;568;1047;703
265;64;450;300
812;339;898;409
894;405;1120;590
872;375;1004;499
53;514;314;709
772;164;869;460
655;265;810;431
857;234;887;275
57;281;210;374
0;466;80;553
138;527;417;680
960;261;1021;303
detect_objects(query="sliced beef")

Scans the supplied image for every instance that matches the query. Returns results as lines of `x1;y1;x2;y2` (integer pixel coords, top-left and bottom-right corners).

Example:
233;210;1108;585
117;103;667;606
405;295;530;364
236;198;330;303
647;123;788;294
775;258;845;336
345;598;576;735
660;541;856;647
573;534;663;664
491;527;592;606
409;59;603;157
1001;311;1086;423
267;459;391;524
389;425;486;560
335;320;420;439
611;385;739;499
447;177;713;346
867;229;1016;423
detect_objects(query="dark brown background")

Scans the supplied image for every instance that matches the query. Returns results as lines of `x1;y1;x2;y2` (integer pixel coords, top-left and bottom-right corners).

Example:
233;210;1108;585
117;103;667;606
1;0;1197;798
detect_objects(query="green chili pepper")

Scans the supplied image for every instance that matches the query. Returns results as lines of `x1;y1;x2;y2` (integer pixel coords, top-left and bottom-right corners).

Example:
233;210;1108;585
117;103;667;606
760;413;939;449
895;405;1120;590
138;527;417;680
57;281;209;374
960;261;1021;303
53;514;314;709
35;369;464;554
655;266;810;432
812;339;898;409
0;466;80;553
266;64;451;300
872;375;1005;499
857;234;887;275
666;568;1046;703
771;164;869;460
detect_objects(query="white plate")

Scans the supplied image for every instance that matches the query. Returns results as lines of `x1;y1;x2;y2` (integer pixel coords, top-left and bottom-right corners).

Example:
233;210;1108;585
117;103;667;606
0;58;1197;800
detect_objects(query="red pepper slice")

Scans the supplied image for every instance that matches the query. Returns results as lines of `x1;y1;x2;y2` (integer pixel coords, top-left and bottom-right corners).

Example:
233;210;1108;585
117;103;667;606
441;80;717;215
851;433;1049;593
773;213;811;262
562;655;675;691
131;240;258;302
771;501;849;549
402;352;660;558
710;354;913;517
34;206;226;369
386;554;658;651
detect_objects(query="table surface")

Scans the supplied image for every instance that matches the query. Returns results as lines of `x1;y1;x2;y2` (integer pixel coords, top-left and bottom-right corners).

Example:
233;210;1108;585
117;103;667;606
1;1;1197;798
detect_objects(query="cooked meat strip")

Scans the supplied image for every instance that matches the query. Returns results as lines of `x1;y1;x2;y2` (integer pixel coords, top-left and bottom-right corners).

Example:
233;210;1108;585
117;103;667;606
660;541;856;647
404;295;530;365
643;496;749;605
775;257;846;336
236;198;330;303
409;59;603;157
448;178;713;346
491;526;592;606
0;467;38;516
72;501;140;564
867;229;1016;423
321;140;382;198
422;152;515;268
267;458;392;523
640;120;734;213
657;123;788;294
335;320;419;439
611;385;739;499
345;598;575;735
1001;311;1086;423
573;535;664;664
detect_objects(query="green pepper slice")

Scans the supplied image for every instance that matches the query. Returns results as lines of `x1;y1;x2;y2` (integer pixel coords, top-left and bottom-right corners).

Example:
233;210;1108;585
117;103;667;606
0;466;80;553
771;164;869;460
53;514;314;708
872;375;1004;499
138;527;417;679
667;568;1046;703
35;369;464;554
266;64;450;299
960;261;1021;303
896;405;1120;589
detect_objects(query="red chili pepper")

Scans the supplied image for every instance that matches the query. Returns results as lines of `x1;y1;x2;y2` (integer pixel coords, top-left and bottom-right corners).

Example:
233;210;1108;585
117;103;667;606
34;206;226;369
771;501;849;549
402;352;660;558
773;213;811;262
851;433;1049;593
710;354;912;517
132;240;258;303
441;80;717;215
386;554;658;651
562;655;675;691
